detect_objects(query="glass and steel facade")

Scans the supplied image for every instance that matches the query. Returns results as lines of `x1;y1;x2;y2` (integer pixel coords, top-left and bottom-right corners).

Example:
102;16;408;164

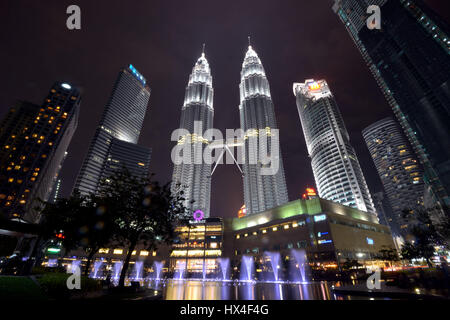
363;117;425;238
171;53;214;217
333;0;450;206
293;79;376;216
239;46;289;215
75;65;151;195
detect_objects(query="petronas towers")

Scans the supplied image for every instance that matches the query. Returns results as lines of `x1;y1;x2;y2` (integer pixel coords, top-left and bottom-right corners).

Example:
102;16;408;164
171;44;289;217
172;52;214;217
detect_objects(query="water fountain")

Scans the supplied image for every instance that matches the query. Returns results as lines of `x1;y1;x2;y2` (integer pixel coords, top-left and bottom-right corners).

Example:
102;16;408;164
92;260;103;279
69;260;81;274
153;261;164;281
175;260;186;280
264;252;281;282
218;258;230;281
240;256;254;281
113;261;123;281
291;249;308;283
134;261;144;280
202;260;207;281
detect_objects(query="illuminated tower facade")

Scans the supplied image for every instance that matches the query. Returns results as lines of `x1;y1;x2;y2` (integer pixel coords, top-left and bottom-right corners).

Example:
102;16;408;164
75;65;151;195
363;117;425;237
293;79;376;216
171;52;213;217
0;82;80;222
333;0;450;206
239;45;289;215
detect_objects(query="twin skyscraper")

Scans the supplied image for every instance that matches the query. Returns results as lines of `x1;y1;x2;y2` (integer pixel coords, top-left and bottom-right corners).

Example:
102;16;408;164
172;44;289;218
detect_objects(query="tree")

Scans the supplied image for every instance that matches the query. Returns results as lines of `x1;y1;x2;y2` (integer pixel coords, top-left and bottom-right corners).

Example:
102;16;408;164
400;206;449;267
341;259;362;271
39;190;117;276
375;246;399;266
98;168;188;288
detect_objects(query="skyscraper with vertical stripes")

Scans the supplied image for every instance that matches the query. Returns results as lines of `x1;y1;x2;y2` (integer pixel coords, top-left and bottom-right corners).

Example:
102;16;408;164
239;45;289;215
74;65;151;195
171;52;213;217
293;79;376;216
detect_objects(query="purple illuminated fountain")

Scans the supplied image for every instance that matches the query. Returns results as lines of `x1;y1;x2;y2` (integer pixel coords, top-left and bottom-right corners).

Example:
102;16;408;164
113;261;123;281
291;249;308;283
264;252;281;282
153;261;164;281
133;261;144;280
218;258;230;281
92;261;103;279
175;260;186;280
240;256;254;281
69;260;81;274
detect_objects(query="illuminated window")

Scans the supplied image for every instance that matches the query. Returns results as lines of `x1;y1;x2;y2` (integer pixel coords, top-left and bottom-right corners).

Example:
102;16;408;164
253;231;257;236
152;251;157;257
137;162;145;167
262;229;267;234
8;178;14;183
244;233;248;237
284;225;290;230
210;242;218;249
113;249;123;255
132;250;137;255
272;227;278;232
99;248;109;254
236;235;240;239
293;222;298;228
140;250;149;256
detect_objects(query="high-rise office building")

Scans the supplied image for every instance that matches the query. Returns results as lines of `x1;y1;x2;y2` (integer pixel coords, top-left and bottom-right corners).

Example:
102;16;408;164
363;117;425;238
239;45;289;215
0;82;80;223
293;79;376;216
75;65;151;195
332;0;450;206
172;52;213;217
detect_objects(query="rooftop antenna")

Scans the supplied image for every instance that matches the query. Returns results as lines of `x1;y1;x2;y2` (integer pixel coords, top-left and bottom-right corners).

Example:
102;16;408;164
202;43;206;55
248;36;251;47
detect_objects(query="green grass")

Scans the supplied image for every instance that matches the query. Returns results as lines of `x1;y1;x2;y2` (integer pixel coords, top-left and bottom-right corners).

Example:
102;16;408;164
0;276;47;300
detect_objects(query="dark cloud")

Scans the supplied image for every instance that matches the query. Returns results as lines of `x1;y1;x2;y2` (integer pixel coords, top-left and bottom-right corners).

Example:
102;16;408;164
1;0;448;218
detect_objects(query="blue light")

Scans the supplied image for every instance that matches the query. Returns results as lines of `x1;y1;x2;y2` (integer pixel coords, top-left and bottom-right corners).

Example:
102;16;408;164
314;214;326;222
366;237;374;245
318;239;332;244
317;232;329;237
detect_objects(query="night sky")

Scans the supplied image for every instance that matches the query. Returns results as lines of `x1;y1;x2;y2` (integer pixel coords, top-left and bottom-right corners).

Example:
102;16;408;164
1;0;449;219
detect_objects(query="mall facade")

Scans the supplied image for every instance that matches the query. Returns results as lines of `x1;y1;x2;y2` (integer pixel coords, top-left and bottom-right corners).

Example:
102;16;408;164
41;197;395;278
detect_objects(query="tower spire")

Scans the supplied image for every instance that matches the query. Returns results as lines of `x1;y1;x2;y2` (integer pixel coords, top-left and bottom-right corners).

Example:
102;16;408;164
248;36;251;47
202;43;205;55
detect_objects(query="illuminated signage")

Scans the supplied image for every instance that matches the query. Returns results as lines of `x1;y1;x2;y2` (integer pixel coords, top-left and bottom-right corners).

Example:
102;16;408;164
318;240;332;244
61;83;71;90
238;205;247;218
47;247;61;253
193;210;205;221
302;187;317;200
366;237;374;245
317;232;329;237
308;82;320;91
314;214;326;222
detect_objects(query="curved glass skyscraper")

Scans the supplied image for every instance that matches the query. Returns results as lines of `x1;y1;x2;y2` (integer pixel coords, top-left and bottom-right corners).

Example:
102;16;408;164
293;79;376;215
363;117;425;237
239;45;289;215
171;52;213;217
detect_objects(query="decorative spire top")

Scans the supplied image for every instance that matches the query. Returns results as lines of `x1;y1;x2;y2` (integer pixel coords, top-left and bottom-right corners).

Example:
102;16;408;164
202;43;205;56
248;36;251;48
